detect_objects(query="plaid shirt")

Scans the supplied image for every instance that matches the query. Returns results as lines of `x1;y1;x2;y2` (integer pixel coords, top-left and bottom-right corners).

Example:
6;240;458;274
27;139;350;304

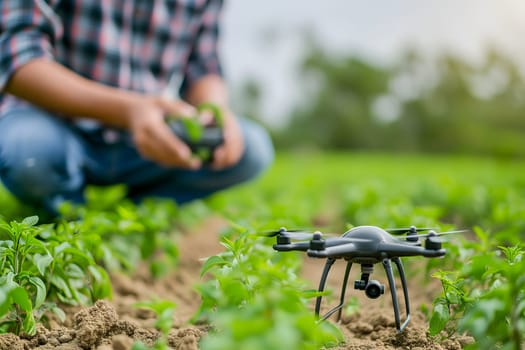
0;0;223;112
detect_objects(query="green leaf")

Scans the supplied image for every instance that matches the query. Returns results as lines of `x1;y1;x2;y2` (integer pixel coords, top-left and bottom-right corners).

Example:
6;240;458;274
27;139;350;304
51;275;73;300
27;276;46;309
54;242;71;256
49;304;66;323
200;255;226;277
300;289;330;299
156;307;175;333
197;102;224;126
10;287;31;312
134;299;176;315
22;216;39;227
160;239;179;262
195;148;211;161
22;311;36;336
33;253;53;276
429;302;450;336
181;118;204;141
87;265;112;299
149;260;168;279
62;247;92;267
0;285;15;315
131;341;150;350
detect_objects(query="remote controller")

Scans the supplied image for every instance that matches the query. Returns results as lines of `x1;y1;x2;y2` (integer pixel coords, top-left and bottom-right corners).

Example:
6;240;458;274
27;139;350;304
166;104;224;162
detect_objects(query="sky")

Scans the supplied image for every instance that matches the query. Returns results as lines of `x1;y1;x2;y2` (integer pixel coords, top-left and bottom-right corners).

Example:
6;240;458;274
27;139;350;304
219;0;525;127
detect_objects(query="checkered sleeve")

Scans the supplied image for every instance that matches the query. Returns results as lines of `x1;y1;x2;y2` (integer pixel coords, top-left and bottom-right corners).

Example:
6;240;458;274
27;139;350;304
0;0;62;92
179;0;224;97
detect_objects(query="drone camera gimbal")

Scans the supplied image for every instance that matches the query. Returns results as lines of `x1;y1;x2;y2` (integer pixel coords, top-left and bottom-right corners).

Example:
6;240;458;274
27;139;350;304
354;264;384;299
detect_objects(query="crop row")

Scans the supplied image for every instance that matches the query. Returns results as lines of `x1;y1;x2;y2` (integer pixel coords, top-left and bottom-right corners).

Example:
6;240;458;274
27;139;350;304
0;185;180;338
1;152;524;349
199;153;525;349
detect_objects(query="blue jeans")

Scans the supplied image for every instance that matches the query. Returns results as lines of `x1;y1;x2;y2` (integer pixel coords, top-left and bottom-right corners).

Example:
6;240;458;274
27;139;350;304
0;105;274;214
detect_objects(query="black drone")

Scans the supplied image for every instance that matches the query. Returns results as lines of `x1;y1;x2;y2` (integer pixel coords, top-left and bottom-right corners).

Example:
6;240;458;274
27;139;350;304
266;225;464;332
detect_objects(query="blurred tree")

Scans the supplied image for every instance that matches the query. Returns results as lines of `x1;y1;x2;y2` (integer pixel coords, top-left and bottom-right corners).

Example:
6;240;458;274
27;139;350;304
273;44;390;150
270;42;525;157
233;77;264;122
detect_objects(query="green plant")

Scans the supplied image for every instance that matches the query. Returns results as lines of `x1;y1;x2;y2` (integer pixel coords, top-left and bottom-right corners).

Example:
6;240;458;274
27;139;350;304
429;225;525;349
429;270;472;338
459;246;525;350
131;299;177;350
58;185;180;277
38;222;112;304
0;216;52;335
195;224;343;350
0;216;112;335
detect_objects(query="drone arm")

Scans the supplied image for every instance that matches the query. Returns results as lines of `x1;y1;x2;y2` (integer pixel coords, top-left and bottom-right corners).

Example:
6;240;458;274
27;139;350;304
378;242;446;258
421;248;447;257
307;243;357;258
273;242;310;252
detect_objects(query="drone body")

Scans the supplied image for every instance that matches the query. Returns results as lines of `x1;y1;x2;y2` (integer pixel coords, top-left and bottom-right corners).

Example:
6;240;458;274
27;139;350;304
269;225;459;332
306;225;446;261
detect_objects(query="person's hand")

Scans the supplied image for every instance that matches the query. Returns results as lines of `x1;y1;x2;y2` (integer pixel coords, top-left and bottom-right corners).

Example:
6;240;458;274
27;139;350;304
211;108;244;169
124;95;202;169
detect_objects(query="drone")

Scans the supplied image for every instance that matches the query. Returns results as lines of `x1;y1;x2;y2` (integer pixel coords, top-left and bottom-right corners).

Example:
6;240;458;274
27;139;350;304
265;225;464;332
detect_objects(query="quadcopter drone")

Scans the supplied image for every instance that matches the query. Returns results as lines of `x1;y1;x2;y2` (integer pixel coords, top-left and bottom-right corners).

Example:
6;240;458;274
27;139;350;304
266;225;464;332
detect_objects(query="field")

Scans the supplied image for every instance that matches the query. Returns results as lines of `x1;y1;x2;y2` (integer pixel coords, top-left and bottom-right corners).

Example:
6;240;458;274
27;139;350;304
1;152;524;349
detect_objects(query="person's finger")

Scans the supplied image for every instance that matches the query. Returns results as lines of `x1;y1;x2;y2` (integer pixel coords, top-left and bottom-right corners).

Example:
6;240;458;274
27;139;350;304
157;98;197;118
158;126;202;168
136;121;201;168
212;145;227;169
197;109;215;125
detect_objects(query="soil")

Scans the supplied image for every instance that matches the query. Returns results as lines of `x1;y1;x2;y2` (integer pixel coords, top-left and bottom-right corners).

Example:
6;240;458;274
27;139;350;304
0;217;473;350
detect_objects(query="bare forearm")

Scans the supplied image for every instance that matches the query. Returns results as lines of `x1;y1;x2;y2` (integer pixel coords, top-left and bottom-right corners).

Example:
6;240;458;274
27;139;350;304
4;59;140;129
184;74;229;109
3;58;206;168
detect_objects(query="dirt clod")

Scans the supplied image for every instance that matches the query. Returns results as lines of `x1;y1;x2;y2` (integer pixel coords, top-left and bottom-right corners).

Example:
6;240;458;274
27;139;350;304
0;333;24;350
111;334;134;350
74;300;119;349
168;328;203;350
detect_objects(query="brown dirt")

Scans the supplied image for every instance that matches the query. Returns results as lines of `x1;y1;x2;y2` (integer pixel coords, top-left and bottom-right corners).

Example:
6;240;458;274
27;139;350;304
0;217;473;349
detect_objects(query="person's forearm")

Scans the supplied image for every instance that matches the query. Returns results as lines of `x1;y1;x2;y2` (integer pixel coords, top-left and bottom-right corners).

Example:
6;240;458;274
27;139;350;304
4;58;141;129
184;74;230;109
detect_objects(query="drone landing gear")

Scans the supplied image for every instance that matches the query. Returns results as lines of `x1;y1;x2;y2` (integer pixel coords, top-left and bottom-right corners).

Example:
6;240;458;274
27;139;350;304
315;257;411;332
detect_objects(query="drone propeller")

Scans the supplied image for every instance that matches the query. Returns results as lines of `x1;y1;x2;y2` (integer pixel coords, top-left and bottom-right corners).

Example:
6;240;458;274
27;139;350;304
411;229;469;239
261;227;304;236
260;227;318;240
385;226;436;235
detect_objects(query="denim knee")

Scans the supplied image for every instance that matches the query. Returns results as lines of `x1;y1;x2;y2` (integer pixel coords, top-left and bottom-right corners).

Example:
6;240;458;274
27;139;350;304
238;118;275;181
0;108;85;209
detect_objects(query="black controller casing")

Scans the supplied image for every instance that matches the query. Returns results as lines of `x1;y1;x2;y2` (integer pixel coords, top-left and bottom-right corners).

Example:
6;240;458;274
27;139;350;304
168;119;223;162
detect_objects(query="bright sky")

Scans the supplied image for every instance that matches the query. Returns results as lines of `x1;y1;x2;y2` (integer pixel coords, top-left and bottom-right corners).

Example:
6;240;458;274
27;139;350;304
220;0;525;126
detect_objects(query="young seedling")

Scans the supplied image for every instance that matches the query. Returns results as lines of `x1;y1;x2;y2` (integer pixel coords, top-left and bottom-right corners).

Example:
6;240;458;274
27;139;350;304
131;299;177;350
57;185;180;278
195;225;343;350
0;215;113;335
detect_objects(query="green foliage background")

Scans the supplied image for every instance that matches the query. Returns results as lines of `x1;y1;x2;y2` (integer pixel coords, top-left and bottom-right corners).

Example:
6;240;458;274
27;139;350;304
1;151;524;348
237;43;525;158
